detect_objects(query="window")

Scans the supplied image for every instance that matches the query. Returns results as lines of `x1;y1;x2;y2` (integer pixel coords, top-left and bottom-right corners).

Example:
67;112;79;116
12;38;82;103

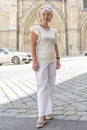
83;0;87;9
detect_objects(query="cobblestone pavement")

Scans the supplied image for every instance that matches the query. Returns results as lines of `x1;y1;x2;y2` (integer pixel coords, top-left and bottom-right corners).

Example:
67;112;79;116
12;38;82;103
0;56;87;121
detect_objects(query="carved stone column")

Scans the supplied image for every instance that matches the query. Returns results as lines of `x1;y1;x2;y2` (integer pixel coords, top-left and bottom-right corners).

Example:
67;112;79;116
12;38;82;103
9;0;17;49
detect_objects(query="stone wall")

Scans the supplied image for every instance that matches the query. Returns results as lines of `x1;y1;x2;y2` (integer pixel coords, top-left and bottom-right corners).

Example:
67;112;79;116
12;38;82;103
0;0;87;56
0;0;10;47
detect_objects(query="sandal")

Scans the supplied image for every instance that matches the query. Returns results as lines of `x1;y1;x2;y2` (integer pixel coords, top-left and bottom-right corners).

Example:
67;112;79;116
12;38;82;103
36;120;46;128
36;116;46;128
46;114;54;120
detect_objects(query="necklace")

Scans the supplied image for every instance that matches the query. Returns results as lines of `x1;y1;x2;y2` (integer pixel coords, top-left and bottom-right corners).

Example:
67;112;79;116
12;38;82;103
40;25;50;31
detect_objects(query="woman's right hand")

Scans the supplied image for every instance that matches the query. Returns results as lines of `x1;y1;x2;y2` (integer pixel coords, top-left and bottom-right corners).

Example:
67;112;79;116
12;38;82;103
32;61;39;71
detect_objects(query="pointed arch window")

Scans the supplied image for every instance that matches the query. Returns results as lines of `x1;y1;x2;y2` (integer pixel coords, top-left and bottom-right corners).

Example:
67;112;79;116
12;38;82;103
83;0;87;9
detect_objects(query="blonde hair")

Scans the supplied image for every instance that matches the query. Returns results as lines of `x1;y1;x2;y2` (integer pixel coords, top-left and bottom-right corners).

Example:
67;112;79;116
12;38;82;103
38;5;53;20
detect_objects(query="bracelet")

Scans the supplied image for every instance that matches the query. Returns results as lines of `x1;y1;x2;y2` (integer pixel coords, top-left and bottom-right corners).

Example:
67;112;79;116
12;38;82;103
56;57;60;60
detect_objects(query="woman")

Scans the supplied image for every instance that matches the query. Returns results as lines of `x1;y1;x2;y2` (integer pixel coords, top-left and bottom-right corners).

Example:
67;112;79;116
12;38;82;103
30;5;61;128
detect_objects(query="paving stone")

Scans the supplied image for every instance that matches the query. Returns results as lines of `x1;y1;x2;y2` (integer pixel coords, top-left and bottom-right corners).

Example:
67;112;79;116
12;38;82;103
0;57;87;120
80;116;87;120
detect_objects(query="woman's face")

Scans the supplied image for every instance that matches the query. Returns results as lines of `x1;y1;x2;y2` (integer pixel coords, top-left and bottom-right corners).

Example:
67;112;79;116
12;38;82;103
39;10;53;24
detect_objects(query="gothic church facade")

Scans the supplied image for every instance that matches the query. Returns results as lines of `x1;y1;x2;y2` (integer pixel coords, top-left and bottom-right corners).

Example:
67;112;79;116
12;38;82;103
0;0;87;56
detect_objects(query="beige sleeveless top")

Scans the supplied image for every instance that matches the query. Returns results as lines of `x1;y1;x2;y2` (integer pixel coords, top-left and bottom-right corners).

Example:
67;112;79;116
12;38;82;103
30;25;58;63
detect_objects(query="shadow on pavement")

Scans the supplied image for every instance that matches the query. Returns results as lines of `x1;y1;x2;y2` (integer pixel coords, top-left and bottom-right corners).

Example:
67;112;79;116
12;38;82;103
0;72;87;129
0;117;87;130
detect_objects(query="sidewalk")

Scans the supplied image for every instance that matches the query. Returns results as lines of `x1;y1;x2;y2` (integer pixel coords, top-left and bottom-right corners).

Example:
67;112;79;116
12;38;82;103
0;56;87;129
0;117;87;130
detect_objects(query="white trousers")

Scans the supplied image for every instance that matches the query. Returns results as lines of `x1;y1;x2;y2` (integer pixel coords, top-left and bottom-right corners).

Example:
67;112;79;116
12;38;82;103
35;63;56;116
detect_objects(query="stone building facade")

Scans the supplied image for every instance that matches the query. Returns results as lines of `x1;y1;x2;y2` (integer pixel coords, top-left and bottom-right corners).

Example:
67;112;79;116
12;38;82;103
0;0;87;56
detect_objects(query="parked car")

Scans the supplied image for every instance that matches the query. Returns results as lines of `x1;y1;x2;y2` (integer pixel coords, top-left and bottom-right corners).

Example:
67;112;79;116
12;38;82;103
0;48;32;65
85;53;87;56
